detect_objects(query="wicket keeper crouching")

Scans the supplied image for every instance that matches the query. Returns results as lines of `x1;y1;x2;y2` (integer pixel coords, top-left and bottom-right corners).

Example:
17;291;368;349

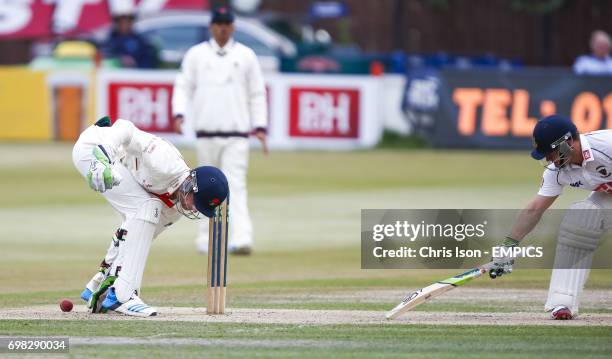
489;115;612;320
72;116;229;317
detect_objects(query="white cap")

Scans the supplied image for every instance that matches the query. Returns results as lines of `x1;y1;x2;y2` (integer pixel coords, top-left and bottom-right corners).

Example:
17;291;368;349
109;0;136;17
231;0;261;13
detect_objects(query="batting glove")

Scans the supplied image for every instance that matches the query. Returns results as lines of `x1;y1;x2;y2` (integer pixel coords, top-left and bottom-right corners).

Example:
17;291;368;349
489;237;519;279
87;146;122;193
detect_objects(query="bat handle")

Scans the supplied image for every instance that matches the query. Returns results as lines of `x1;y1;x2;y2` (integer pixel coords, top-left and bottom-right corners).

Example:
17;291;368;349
479;261;496;273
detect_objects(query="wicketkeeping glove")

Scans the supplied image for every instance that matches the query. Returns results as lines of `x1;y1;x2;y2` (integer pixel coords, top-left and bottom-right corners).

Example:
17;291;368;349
87;146;122;193
489;237;519;279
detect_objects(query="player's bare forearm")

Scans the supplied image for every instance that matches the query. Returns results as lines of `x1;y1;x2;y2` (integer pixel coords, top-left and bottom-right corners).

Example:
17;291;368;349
509;195;557;241
488;195;557;279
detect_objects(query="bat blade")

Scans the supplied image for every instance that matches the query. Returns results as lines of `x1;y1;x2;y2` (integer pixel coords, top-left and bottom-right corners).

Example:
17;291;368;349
385;282;454;319
386;261;494;320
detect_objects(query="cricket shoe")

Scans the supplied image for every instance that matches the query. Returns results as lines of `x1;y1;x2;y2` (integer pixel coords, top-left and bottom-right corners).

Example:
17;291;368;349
229;244;252;256
550;306;573;320
101;288;158;317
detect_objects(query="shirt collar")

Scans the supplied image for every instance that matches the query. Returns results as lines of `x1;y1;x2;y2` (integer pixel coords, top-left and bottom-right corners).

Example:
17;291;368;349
209;38;234;54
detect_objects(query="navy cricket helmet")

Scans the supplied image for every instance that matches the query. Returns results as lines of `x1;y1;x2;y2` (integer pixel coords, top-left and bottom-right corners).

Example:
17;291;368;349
531;115;578;160
211;5;234;24
192;166;229;218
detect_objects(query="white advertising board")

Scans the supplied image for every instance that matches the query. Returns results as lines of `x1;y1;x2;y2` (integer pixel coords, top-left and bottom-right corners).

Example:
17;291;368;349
97;69;383;150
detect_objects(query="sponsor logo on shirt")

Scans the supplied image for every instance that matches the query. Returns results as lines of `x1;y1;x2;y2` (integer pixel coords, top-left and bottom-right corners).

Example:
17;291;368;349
141;180;153;189
569;181;583;188
583;150;591;160
145;142;157;154
596;165;611;178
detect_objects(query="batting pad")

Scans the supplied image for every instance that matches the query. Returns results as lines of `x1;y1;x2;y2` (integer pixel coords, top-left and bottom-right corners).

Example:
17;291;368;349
113;199;162;303
104;227;127;276
545;200;605;314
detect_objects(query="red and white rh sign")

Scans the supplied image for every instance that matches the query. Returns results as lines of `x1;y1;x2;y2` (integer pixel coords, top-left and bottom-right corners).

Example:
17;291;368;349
289;87;360;138
108;83;174;133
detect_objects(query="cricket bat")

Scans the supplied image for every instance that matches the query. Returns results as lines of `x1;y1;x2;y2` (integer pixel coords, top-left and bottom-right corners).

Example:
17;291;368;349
386;261;495;320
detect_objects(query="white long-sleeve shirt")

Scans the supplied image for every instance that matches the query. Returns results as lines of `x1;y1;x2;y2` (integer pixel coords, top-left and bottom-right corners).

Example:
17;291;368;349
72;119;190;196
172;38;268;133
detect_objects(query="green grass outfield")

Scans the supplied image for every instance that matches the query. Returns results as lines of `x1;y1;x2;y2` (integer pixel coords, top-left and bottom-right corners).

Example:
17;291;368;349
0;143;610;358
2;321;612;358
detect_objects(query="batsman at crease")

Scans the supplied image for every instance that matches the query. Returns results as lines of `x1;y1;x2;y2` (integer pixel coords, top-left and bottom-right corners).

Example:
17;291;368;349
72;116;229;317
489;114;612;320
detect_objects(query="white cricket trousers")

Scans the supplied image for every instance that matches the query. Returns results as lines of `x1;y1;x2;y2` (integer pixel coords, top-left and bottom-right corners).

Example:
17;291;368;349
73;144;180;302
196;137;252;250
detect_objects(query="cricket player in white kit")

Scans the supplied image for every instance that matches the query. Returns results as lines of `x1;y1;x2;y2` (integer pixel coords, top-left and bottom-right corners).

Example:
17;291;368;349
72;116;229;317
172;6;267;255
489;114;612;320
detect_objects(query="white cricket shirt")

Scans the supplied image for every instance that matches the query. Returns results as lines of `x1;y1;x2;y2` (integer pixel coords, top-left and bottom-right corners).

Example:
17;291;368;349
172;38;267;133
538;130;612;197
73;119;190;198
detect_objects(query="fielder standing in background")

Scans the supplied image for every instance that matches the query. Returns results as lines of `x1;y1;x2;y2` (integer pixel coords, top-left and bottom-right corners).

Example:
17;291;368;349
489;115;612;320
172;6;268;256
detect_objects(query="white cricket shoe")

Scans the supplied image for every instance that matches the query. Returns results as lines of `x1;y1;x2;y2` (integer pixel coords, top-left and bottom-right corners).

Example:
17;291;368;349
101;288;158;317
550;305;574;320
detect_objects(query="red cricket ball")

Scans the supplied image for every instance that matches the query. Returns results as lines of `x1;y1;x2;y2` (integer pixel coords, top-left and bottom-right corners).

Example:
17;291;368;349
59;299;73;312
